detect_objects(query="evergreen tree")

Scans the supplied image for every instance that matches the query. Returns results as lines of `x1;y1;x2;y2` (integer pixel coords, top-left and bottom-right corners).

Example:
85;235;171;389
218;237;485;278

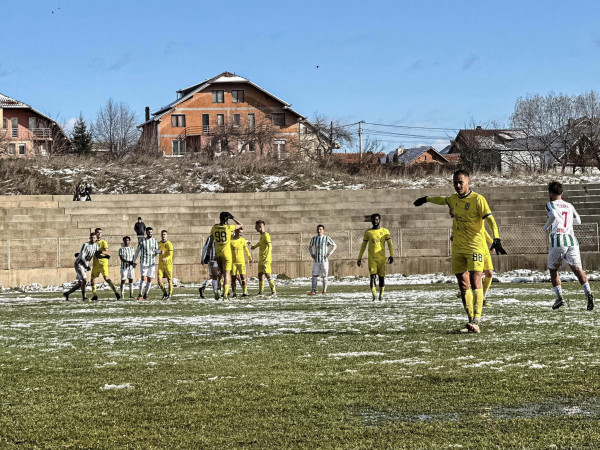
392;151;399;164
71;114;93;155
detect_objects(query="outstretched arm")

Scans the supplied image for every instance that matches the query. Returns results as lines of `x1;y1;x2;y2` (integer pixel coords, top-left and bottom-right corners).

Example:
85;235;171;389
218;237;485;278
414;196;448;206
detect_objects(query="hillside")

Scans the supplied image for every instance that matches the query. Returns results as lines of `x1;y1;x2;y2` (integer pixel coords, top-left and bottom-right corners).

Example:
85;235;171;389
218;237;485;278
0;155;599;196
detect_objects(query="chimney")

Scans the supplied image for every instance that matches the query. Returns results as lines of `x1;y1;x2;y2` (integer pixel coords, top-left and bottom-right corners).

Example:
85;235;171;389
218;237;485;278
145;106;150;122
396;146;404;156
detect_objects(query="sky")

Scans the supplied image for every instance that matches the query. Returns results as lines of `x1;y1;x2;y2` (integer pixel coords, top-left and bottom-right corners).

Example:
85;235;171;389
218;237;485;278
2;0;600;152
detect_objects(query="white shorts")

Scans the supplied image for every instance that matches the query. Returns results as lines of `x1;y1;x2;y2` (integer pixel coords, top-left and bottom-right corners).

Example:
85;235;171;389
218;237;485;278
548;246;582;270
120;266;135;280
75;261;88;281
312;261;329;277
141;264;156;278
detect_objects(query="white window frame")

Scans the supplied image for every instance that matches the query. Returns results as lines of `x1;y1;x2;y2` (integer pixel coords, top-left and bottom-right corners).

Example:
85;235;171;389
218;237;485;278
248;113;255;129
172;139;186;156
217;114;224;127
18;143;26;155
8;143;16;155
171;114;186;127
273;139;286;160
232;90;244;103
11;118;18;137
212;90;224;103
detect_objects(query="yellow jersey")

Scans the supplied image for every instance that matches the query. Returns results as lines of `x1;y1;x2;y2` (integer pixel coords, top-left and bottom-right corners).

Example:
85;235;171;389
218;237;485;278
231;237;251;265
93;239;109;268
211;224;236;257
429;190;495;254
158;240;173;265
358;227;393;261
254;232;272;263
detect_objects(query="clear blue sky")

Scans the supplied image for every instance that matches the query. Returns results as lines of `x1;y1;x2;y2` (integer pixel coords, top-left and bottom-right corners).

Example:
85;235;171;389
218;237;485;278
2;0;599;151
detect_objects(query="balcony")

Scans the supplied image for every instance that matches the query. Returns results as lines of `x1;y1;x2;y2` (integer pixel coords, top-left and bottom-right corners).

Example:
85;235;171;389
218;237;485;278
1;128;52;140
177;126;210;139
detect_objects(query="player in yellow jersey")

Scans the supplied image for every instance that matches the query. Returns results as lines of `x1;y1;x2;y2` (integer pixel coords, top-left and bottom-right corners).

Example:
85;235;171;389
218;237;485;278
414;169;506;333
251;220;276;297
230;227;253;297
90;227;121;301
357;213;394;301
450;207;495;306
208;212;243;300
157;230;174;300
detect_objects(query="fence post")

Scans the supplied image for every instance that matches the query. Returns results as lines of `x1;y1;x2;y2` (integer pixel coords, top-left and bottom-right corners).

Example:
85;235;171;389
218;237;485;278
57;238;61;269
398;229;402;258
7;240;10;270
299;233;303;261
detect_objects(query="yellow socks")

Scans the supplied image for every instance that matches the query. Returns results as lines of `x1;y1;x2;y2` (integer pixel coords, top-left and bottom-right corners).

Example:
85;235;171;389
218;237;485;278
224;284;230;298
258;280;264;294
158;282;166;294
371;286;377;299
473;288;484;319
379;286;385;299
168;282;173;296
483;277;492;297
462;289;474;319
269;279;276;293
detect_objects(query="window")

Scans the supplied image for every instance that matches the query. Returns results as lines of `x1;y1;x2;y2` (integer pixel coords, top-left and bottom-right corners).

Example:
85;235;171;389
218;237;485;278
29;117;37;129
2;118;7;129
248;141;256;153
232;90;244;103
273;140;286;159
233;114;241;127
212;90;224;103
171;114;186;127
18;143;26;155
248;113;255;129
217;114;224;127
172;139;186;156
8;143;15;155
11;118;18;137
268;113;285;127
202;114;210;133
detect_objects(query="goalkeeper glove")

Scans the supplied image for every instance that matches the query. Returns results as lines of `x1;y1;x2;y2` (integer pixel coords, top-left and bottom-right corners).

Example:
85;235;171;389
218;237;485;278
413;197;428;207
490;238;507;255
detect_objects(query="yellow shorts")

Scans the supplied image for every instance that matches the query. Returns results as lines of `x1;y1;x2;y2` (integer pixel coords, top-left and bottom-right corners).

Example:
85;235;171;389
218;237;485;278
368;257;387;277
216;255;232;272
91;263;109;279
231;263;246;276
483;250;493;272
452;251;485;274
258;261;271;275
158;264;173;279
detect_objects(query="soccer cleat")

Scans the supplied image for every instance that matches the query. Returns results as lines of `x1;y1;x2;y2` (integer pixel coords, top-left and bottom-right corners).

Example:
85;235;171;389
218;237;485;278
459;323;471;333
137;296;142;301
165;296;171;301
372;295;377;302
161;293;168;300
115;293;121;301
223;297;230;303
270;292;277;298
232;293;237;298
63;292;69;301
483;300;491;307
241;293;249;298
587;293;595;311
467;322;481;333
552;297;565;310
309;291;316;295
143;295;148;301
91;295;98;301
322;291;327;295
198;286;206;299
214;292;220;300
81;297;89;301
378;295;383;301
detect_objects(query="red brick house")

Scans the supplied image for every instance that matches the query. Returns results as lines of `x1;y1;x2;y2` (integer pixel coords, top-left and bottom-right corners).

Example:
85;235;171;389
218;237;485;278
0;93;68;157
139;72;325;158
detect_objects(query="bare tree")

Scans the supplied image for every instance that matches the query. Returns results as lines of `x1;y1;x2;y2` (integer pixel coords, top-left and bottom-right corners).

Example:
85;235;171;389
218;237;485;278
297;113;355;160
92;98;140;157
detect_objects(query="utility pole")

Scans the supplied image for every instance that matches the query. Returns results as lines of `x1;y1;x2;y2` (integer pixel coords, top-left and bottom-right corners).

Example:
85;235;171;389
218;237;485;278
358;121;363;162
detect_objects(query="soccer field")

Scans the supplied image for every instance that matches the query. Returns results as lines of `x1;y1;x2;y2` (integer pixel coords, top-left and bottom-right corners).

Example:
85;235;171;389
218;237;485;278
1;280;600;448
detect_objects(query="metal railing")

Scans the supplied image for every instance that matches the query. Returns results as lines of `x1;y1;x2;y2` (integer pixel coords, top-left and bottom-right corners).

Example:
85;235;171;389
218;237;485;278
0;225;597;271
1;128;52;140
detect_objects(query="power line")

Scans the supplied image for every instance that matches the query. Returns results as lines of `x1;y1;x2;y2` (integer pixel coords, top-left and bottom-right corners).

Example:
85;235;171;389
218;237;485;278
361;128;449;140
363;121;460;132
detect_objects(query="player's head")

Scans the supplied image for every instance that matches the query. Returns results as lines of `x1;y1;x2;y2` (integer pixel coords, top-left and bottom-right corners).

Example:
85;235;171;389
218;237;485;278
137;217;142;222
122;236;131;246
316;224;325;235
255;220;265;233
146;227;153;238
234;227;243;238
95;227;102;238
161;230;168;242
370;213;381;228
89;232;97;243
453;169;470;196
219;211;230;224
548;180;563;200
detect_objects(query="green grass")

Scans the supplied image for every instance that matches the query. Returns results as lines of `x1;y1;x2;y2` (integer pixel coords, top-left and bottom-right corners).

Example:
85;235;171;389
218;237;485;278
1;282;600;448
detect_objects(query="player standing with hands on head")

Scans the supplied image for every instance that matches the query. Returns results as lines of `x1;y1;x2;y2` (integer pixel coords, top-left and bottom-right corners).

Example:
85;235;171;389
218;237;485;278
414;169;506;333
252;220;276;297
308;225;337;295
357;213;394;301
230;227;252;297
208;212;243;301
543;181;594;311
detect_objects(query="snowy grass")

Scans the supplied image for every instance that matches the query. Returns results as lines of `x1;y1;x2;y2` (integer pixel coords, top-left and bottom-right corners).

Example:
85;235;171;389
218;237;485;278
1;282;600;447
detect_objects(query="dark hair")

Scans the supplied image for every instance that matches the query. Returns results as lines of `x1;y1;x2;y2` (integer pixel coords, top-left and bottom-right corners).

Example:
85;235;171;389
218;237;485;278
453;169;470;178
317;224;325;230
138;217;142;220
146;227;153;232
94;227;102;233
548;181;563;195
90;232;96;237
161;229;167;234
256;220;265;226
123;236;131;242
371;213;381;221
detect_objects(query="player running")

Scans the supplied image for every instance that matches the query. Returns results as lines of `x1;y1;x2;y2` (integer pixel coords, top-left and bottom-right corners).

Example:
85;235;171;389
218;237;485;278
251;220;276;297
134;227;161;300
90;227;120;301
199;236;220;299
543;181;594;311
208;212;243;300
118;236;136;299
308;224;337;295
157;230;174;300
63;232;98;301
357;213;394;301
230;227;252;297
414;169;506;333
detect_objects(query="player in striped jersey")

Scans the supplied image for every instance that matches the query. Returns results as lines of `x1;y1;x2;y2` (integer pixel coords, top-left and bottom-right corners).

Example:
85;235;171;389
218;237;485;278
90;227;120;301
199;236;220;299
414;170;506;333
134;227;161;300
63;232;98;301
208;212;243;300
118;236;136;299
357;213;394;301
230;227;252;297
543;181;594;311
251;220;276;297
157;230;174;300
308;225;337;295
